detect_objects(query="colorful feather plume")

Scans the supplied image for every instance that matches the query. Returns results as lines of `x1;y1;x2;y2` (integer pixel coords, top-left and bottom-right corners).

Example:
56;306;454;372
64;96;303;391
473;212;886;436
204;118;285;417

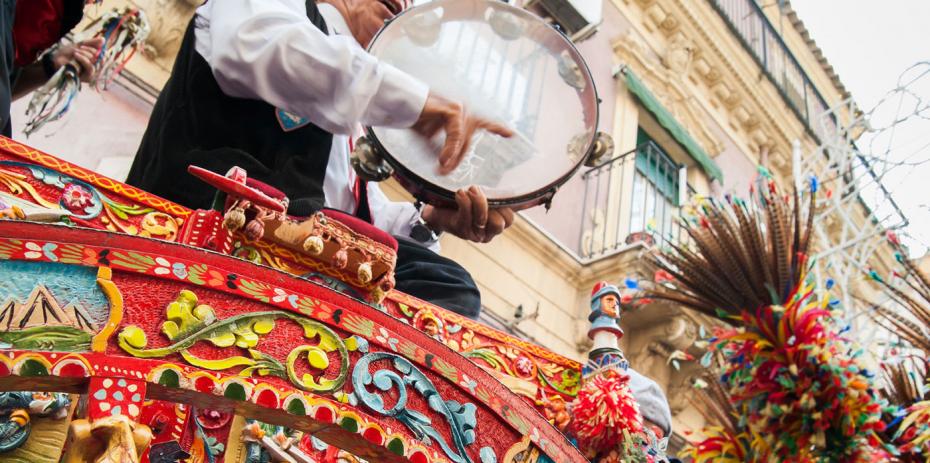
640;181;890;461
685;368;757;462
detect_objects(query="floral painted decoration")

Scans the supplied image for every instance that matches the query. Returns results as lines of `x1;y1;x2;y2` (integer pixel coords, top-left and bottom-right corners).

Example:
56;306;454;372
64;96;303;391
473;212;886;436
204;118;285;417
62;183;93;212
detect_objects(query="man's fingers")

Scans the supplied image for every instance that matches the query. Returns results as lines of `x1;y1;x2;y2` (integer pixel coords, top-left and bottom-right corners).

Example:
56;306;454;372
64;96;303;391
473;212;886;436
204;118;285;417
81;37;105;48
499;207;515;229
477;119;514;138
438;114;466;174
73;50;95;79
484;212;506;242
454;188;474;240
468;186;488;233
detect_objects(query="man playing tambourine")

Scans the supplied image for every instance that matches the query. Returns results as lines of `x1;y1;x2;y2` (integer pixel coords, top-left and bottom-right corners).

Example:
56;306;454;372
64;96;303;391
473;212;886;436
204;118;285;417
128;0;515;318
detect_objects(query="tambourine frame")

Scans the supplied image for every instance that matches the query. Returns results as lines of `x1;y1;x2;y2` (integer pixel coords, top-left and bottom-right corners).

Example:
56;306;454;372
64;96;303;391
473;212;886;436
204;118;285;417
362;0;600;210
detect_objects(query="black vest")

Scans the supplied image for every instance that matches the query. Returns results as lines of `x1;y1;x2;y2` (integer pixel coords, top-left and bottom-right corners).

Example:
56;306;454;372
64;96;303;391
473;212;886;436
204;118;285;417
127;1;333;216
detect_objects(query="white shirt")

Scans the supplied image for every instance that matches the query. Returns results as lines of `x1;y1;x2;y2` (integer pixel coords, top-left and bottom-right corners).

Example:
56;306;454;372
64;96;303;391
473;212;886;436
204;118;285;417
192;0;438;249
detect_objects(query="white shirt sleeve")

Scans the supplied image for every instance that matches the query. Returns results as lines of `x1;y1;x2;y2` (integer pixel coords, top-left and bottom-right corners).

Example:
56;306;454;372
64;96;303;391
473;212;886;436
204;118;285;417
194;0;429;135
367;182;441;253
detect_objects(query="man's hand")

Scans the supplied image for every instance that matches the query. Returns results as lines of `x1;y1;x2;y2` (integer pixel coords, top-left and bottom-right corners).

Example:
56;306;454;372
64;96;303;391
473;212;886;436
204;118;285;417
52;37;104;83
412;93;514;174
421;186;515;243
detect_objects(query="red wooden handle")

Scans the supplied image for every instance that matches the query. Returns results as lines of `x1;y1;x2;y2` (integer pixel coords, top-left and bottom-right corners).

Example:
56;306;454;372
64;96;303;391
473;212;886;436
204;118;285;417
187;165;287;213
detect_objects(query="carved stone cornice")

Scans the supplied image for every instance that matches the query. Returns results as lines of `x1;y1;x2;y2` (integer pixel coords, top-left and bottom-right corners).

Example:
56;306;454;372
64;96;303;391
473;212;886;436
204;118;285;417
612;33;724;160
610;0;816;180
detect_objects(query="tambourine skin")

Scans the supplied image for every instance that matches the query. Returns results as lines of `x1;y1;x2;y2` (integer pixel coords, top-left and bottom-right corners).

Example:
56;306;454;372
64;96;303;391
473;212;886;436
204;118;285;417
364;0;599;209
364;126;571;210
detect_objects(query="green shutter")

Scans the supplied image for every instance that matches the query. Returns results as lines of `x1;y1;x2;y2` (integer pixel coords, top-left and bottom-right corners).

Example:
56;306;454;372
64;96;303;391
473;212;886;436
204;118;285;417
634;130;680;205
624;69;724;182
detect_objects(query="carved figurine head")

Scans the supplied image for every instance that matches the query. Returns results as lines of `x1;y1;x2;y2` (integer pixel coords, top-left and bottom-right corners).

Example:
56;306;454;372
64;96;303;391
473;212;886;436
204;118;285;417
589;281;623;321
587;281;625;340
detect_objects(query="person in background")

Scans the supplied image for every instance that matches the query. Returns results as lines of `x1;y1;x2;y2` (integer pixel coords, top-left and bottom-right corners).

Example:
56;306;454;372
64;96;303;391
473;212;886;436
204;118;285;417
0;0;102;136
128;0;516;319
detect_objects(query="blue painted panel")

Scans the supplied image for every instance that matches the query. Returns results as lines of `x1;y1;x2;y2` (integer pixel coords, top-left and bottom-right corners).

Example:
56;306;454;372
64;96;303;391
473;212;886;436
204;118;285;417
0;260;108;328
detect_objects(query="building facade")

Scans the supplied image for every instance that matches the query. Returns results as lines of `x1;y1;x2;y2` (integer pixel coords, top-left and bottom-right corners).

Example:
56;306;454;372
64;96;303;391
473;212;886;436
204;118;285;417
10;0;900;456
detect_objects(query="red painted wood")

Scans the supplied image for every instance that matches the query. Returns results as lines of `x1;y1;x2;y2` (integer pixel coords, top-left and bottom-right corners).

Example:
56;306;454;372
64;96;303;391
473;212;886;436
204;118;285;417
0;221;589;463
87;376;147;421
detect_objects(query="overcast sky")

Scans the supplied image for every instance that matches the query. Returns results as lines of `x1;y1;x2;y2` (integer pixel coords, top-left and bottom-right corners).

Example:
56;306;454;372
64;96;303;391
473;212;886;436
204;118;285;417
790;0;930;257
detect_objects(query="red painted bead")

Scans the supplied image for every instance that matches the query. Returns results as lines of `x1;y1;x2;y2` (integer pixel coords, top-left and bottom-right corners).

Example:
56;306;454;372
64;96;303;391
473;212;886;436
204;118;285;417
58;362;87;378
314;407;335;423
409;451;429;463
255;389;278;408
362;427;383;445
194;376;215;393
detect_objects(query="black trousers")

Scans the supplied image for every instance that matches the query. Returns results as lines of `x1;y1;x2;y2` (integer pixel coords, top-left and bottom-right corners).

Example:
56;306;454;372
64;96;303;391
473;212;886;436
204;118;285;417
393;236;481;319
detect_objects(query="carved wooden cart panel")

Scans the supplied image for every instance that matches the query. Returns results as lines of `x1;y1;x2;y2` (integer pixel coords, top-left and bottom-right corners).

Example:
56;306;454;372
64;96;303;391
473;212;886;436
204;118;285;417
0;137;585;463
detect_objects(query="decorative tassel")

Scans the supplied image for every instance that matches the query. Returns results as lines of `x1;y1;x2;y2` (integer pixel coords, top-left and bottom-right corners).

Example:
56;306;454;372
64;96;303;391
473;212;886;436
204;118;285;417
357;261;373;284
570;369;644;456
24;7;150;135
223;206;246;232
243;219;264;241
302;235;324;255
332;247;348;269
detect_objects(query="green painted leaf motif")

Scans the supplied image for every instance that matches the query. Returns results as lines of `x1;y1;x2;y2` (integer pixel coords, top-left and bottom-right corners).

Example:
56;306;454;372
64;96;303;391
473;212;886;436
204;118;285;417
104;199;153;217
0;240;21;259
431;357;459;384
397;303;415;317
187;264;209;285
294;297;320;315
397;340;417;359
464;349;511;375
503;407;529;434
340;313;375;337
0;326;91;351
109;250;156;272
107;203;130;220
238;280;272;303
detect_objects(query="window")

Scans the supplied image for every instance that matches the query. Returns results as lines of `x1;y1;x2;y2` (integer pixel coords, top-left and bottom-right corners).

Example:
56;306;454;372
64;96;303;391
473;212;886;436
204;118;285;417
629;129;682;241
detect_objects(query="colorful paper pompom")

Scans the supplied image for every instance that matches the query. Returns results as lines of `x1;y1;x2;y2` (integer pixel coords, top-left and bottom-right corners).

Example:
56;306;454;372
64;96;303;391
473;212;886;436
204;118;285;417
570;369;645;456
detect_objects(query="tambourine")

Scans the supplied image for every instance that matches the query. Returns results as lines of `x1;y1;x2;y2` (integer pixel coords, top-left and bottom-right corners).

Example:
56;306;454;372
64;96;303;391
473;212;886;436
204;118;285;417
353;0;610;209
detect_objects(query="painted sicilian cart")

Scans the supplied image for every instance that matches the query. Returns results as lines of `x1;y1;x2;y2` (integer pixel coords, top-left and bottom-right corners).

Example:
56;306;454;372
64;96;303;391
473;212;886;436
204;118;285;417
0;136;674;463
